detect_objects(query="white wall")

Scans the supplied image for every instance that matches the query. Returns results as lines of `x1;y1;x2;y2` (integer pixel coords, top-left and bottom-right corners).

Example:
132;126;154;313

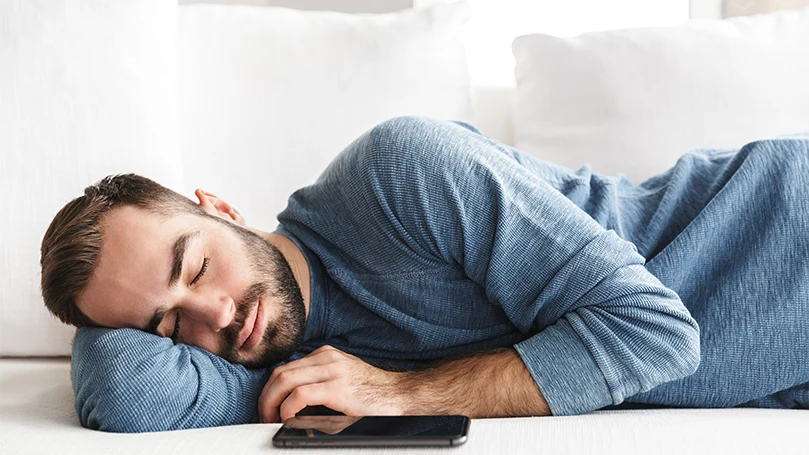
722;0;809;17
179;0;413;13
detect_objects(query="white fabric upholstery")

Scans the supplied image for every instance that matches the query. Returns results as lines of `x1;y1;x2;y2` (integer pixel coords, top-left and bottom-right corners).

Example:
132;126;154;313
1;358;807;454
512;6;809;183
0;0;183;356
177;2;474;231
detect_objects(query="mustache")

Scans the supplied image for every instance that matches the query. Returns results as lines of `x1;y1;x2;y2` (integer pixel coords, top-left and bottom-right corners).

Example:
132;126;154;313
222;282;269;349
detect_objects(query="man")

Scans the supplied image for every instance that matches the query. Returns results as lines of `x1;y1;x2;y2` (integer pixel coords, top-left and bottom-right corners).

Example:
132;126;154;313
41;117;808;433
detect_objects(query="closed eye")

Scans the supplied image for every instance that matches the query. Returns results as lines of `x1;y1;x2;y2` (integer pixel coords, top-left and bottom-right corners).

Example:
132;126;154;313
169;256;208;342
191;256;209;286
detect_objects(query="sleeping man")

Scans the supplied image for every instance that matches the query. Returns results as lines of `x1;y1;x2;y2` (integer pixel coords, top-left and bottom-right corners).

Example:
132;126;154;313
40;117;808;432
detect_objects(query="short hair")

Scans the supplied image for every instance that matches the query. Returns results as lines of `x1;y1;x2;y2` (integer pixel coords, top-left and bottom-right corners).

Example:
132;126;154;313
40;174;205;327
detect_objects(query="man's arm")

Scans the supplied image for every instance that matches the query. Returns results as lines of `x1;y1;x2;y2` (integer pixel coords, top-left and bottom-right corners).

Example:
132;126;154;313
266;117;699;418
399;348;550;418
365;118;700;415
72;327;271;432
258;345;547;423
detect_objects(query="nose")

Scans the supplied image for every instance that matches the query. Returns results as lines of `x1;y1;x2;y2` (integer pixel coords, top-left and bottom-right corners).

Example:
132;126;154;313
184;291;236;332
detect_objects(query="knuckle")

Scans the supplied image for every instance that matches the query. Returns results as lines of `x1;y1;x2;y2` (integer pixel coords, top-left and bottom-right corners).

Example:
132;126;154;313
289;387;307;401
326;350;343;361
276;369;292;383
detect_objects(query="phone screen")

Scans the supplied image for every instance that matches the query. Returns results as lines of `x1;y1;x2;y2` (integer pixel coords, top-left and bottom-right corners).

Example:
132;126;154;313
272;415;470;448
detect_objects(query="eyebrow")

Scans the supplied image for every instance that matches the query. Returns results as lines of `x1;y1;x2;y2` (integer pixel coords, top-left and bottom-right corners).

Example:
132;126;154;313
169;231;197;288
145;231;198;335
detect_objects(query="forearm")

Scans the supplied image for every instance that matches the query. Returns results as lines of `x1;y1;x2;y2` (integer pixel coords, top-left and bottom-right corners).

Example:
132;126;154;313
397;348;551;418
73;327;271;432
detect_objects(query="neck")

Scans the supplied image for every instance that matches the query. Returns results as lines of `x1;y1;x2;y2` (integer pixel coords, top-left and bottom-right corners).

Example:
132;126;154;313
249;228;311;322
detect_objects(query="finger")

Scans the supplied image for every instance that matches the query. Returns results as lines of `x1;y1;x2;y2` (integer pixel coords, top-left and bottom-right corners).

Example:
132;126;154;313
310;344;340;355
261;353;339;423
279;382;341;423
275;346;342;373
261;347;348;422
260;365;333;424
265;347;345;391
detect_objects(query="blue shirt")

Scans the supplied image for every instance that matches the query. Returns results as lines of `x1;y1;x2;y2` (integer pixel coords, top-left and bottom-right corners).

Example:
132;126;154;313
72;117;809;432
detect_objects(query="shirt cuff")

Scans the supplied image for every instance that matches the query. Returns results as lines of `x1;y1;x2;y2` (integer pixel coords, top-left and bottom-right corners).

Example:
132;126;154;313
514;319;613;416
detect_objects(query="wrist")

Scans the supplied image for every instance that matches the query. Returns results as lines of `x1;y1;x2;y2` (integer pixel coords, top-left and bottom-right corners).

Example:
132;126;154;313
392;371;425;415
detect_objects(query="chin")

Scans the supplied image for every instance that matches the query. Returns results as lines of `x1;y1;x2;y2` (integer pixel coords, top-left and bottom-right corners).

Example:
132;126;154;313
239;326;303;369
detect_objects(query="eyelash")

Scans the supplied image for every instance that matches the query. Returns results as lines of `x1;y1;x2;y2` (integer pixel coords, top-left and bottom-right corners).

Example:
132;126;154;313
171;256;209;342
190;256;210;286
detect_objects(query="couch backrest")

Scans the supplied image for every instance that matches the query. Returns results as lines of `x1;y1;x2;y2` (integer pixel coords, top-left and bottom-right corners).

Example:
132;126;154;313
177;2;477;231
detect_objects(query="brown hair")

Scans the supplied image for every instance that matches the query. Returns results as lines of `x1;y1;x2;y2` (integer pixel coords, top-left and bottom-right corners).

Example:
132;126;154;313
40;174;205;327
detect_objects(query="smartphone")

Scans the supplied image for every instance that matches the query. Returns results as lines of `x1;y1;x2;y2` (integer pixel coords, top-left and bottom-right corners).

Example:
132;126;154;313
272;415;470;448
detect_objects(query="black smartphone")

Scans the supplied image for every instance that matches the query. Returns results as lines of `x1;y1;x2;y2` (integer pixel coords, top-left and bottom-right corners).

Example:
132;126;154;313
272;415;470;448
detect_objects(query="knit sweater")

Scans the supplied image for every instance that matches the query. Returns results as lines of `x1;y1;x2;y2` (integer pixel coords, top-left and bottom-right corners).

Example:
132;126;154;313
71;118;809;432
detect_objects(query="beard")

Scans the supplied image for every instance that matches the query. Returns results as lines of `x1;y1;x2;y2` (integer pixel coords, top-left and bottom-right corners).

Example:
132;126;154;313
214;219;306;368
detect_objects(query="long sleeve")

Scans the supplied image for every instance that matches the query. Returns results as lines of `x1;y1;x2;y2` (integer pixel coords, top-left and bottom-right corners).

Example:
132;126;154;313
356;117;701;415
71;327;271;432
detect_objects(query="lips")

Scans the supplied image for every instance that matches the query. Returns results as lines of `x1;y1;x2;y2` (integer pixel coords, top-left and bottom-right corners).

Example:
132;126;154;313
237;299;259;350
240;299;264;352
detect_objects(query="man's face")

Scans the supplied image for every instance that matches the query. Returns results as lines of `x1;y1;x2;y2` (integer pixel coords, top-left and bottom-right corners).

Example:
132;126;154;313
77;204;305;368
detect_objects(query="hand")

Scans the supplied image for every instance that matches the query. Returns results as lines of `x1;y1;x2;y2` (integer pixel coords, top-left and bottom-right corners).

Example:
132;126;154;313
258;345;405;423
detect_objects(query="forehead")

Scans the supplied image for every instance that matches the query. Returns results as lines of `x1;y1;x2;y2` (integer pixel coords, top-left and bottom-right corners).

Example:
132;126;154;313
77;205;201;329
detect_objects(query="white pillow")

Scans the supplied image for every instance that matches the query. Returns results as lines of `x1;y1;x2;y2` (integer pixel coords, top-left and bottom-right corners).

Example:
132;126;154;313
512;7;809;183
0;1;183;356
178;2;473;230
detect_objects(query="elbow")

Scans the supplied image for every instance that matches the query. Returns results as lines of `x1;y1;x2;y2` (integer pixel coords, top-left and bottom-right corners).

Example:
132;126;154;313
662;309;702;383
78;393;154;434
681;320;701;377
74;361;178;433
623;292;702;390
71;328;186;433
74;371;152;433
637;284;702;384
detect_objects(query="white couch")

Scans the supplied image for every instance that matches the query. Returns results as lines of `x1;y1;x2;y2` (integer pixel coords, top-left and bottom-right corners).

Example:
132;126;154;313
1;1;808;454
3;357;807;454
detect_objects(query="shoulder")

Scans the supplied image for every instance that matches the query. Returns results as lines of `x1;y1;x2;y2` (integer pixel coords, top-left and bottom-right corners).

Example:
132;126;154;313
351;116;511;193
362;116;486;167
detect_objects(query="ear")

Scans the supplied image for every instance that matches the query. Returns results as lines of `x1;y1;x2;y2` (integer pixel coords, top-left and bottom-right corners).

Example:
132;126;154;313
194;189;245;226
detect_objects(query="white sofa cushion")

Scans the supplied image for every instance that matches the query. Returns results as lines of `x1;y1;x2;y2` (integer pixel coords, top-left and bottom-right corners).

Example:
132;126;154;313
178;2;473;230
2;358;808;454
512;7;809;183
0;0;183;356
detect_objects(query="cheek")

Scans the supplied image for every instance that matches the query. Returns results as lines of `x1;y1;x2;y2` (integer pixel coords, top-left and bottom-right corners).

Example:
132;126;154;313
182;327;223;355
213;239;255;298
